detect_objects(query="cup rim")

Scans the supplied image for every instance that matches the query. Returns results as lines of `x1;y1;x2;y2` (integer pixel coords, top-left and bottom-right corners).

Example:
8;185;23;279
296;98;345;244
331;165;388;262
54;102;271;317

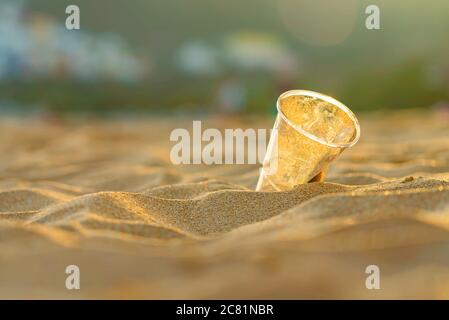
276;90;361;149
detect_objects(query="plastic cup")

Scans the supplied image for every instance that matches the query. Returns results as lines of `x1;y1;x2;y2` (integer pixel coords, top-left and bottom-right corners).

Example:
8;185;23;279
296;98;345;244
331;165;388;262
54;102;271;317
256;90;360;191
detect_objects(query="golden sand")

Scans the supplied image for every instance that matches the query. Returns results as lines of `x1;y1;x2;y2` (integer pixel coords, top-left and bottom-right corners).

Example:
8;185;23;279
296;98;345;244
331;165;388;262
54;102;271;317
0;110;449;299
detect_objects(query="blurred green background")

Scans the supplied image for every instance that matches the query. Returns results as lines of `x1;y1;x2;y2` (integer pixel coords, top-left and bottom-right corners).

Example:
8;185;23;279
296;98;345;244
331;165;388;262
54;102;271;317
0;0;448;115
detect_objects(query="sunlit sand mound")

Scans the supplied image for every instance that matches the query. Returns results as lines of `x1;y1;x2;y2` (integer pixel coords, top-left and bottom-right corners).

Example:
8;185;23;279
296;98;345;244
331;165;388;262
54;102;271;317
27;182;350;238
0;110;449;299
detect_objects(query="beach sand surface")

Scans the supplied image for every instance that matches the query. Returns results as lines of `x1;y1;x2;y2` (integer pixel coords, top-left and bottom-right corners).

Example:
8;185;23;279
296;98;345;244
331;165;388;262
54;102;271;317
1;110;449;299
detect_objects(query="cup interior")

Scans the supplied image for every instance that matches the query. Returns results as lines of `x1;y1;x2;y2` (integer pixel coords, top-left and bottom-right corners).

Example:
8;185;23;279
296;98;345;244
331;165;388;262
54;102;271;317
277;90;360;148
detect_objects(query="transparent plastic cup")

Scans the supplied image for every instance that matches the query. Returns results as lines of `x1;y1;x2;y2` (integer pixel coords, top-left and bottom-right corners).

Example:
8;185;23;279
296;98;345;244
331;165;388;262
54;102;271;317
256;90;361;191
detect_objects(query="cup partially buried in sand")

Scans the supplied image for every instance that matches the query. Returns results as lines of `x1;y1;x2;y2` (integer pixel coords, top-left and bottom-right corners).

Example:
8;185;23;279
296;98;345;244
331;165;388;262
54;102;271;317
256;90;360;191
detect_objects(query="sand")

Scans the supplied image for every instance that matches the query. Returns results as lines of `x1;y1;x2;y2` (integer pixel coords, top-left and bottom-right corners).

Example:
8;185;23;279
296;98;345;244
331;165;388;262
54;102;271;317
0;110;449;299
